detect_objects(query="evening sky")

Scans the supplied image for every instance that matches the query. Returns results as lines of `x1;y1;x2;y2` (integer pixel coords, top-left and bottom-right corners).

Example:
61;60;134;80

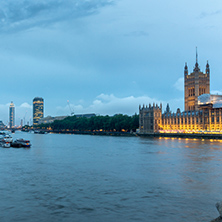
0;0;221;125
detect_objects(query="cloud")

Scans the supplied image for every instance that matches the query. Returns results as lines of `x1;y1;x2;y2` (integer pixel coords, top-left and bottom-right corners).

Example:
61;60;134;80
199;10;222;19
20;102;32;109
211;90;222;95
174;77;184;91
56;94;163;116
55;93;184;117
97;93;116;102
0;0;114;33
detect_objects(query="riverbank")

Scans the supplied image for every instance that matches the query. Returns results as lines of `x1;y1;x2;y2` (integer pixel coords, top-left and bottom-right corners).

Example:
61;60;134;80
50;130;222;140
138;132;222;140
25;129;222;140
31;129;137;137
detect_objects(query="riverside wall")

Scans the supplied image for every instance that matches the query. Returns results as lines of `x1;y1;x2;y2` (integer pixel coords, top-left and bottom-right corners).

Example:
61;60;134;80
30;129;222;140
138;132;222;140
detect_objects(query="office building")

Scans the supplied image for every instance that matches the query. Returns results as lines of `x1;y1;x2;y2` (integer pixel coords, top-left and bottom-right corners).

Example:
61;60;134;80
9;101;15;128
33;97;44;126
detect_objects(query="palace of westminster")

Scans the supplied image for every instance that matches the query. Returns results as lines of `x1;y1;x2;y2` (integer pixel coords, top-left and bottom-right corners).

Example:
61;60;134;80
139;51;222;134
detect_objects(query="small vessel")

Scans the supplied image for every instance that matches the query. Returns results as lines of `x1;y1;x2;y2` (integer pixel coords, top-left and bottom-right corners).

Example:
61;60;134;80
2;134;13;143
11;139;31;148
2;142;10;148
34;130;47;134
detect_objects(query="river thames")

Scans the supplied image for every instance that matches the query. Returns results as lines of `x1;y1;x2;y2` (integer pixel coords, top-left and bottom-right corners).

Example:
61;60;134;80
0;131;222;221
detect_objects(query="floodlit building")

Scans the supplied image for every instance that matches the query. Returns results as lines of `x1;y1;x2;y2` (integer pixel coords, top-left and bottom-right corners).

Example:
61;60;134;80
139;51;222;134
33;97;44;126
184;49;210;111
9;101;15;128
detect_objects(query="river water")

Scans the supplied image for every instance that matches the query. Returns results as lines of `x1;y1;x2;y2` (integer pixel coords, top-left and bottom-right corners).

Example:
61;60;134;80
0;131;222;222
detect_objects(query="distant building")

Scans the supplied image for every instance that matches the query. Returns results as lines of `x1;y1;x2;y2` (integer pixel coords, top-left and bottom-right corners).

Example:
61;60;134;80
33;97;44;126
38;116;67;124
38;113;96;125
139;50;222;133
75;113;96;118
9;101;15;128
0;120;6;129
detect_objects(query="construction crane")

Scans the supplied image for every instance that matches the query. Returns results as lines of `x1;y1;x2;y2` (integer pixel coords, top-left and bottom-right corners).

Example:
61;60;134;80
67;100;74;116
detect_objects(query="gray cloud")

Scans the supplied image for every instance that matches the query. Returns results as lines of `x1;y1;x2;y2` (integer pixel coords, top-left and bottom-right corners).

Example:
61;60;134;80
55;93;184;117
0;0;114;33
199;10;222;19
55;94;162;116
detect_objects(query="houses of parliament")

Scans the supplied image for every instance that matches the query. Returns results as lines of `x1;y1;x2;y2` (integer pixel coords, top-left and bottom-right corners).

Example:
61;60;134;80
139;51;222;134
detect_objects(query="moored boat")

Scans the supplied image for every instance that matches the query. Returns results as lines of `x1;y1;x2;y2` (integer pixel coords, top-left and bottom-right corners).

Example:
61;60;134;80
10;141;22;148
2;134;13;143
2;142;10;148
14;139;31;147
11;139;31;148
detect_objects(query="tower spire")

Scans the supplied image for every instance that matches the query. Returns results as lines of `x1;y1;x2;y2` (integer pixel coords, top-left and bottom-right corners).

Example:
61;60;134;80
184;62;188;76
196;47;198;64
206;60;210;75
194;47;200;72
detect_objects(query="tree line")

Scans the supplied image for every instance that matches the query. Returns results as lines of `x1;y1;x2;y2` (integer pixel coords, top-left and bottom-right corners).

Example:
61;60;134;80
37;114;139;132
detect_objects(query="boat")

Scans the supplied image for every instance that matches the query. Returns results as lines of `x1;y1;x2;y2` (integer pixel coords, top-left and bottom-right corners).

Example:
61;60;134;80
2;142;10;148
11;139;31;148
2;134;13;143
34;130;47;134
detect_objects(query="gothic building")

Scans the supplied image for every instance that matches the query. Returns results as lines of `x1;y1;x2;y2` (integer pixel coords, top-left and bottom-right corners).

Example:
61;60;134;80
139;51;222;134
139;103;162;133
184;50;210;111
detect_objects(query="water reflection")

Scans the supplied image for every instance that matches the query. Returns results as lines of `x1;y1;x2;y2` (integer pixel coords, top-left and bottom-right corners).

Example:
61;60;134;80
0;132;221;221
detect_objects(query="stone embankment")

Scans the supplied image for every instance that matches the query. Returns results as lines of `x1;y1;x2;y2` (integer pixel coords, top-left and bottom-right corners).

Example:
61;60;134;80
211;202;222;222
31;129;137;137
139;132;222;140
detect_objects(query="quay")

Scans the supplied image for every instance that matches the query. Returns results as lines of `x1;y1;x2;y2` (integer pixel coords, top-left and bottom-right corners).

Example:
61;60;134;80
23;129;137;137
138;132;222;140
23;128;222;140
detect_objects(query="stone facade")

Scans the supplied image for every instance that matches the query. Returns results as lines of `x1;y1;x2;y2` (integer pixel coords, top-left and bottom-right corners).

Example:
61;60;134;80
161;106;222;132
139;103;162;134
140;103;222;133
184;51;210;111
